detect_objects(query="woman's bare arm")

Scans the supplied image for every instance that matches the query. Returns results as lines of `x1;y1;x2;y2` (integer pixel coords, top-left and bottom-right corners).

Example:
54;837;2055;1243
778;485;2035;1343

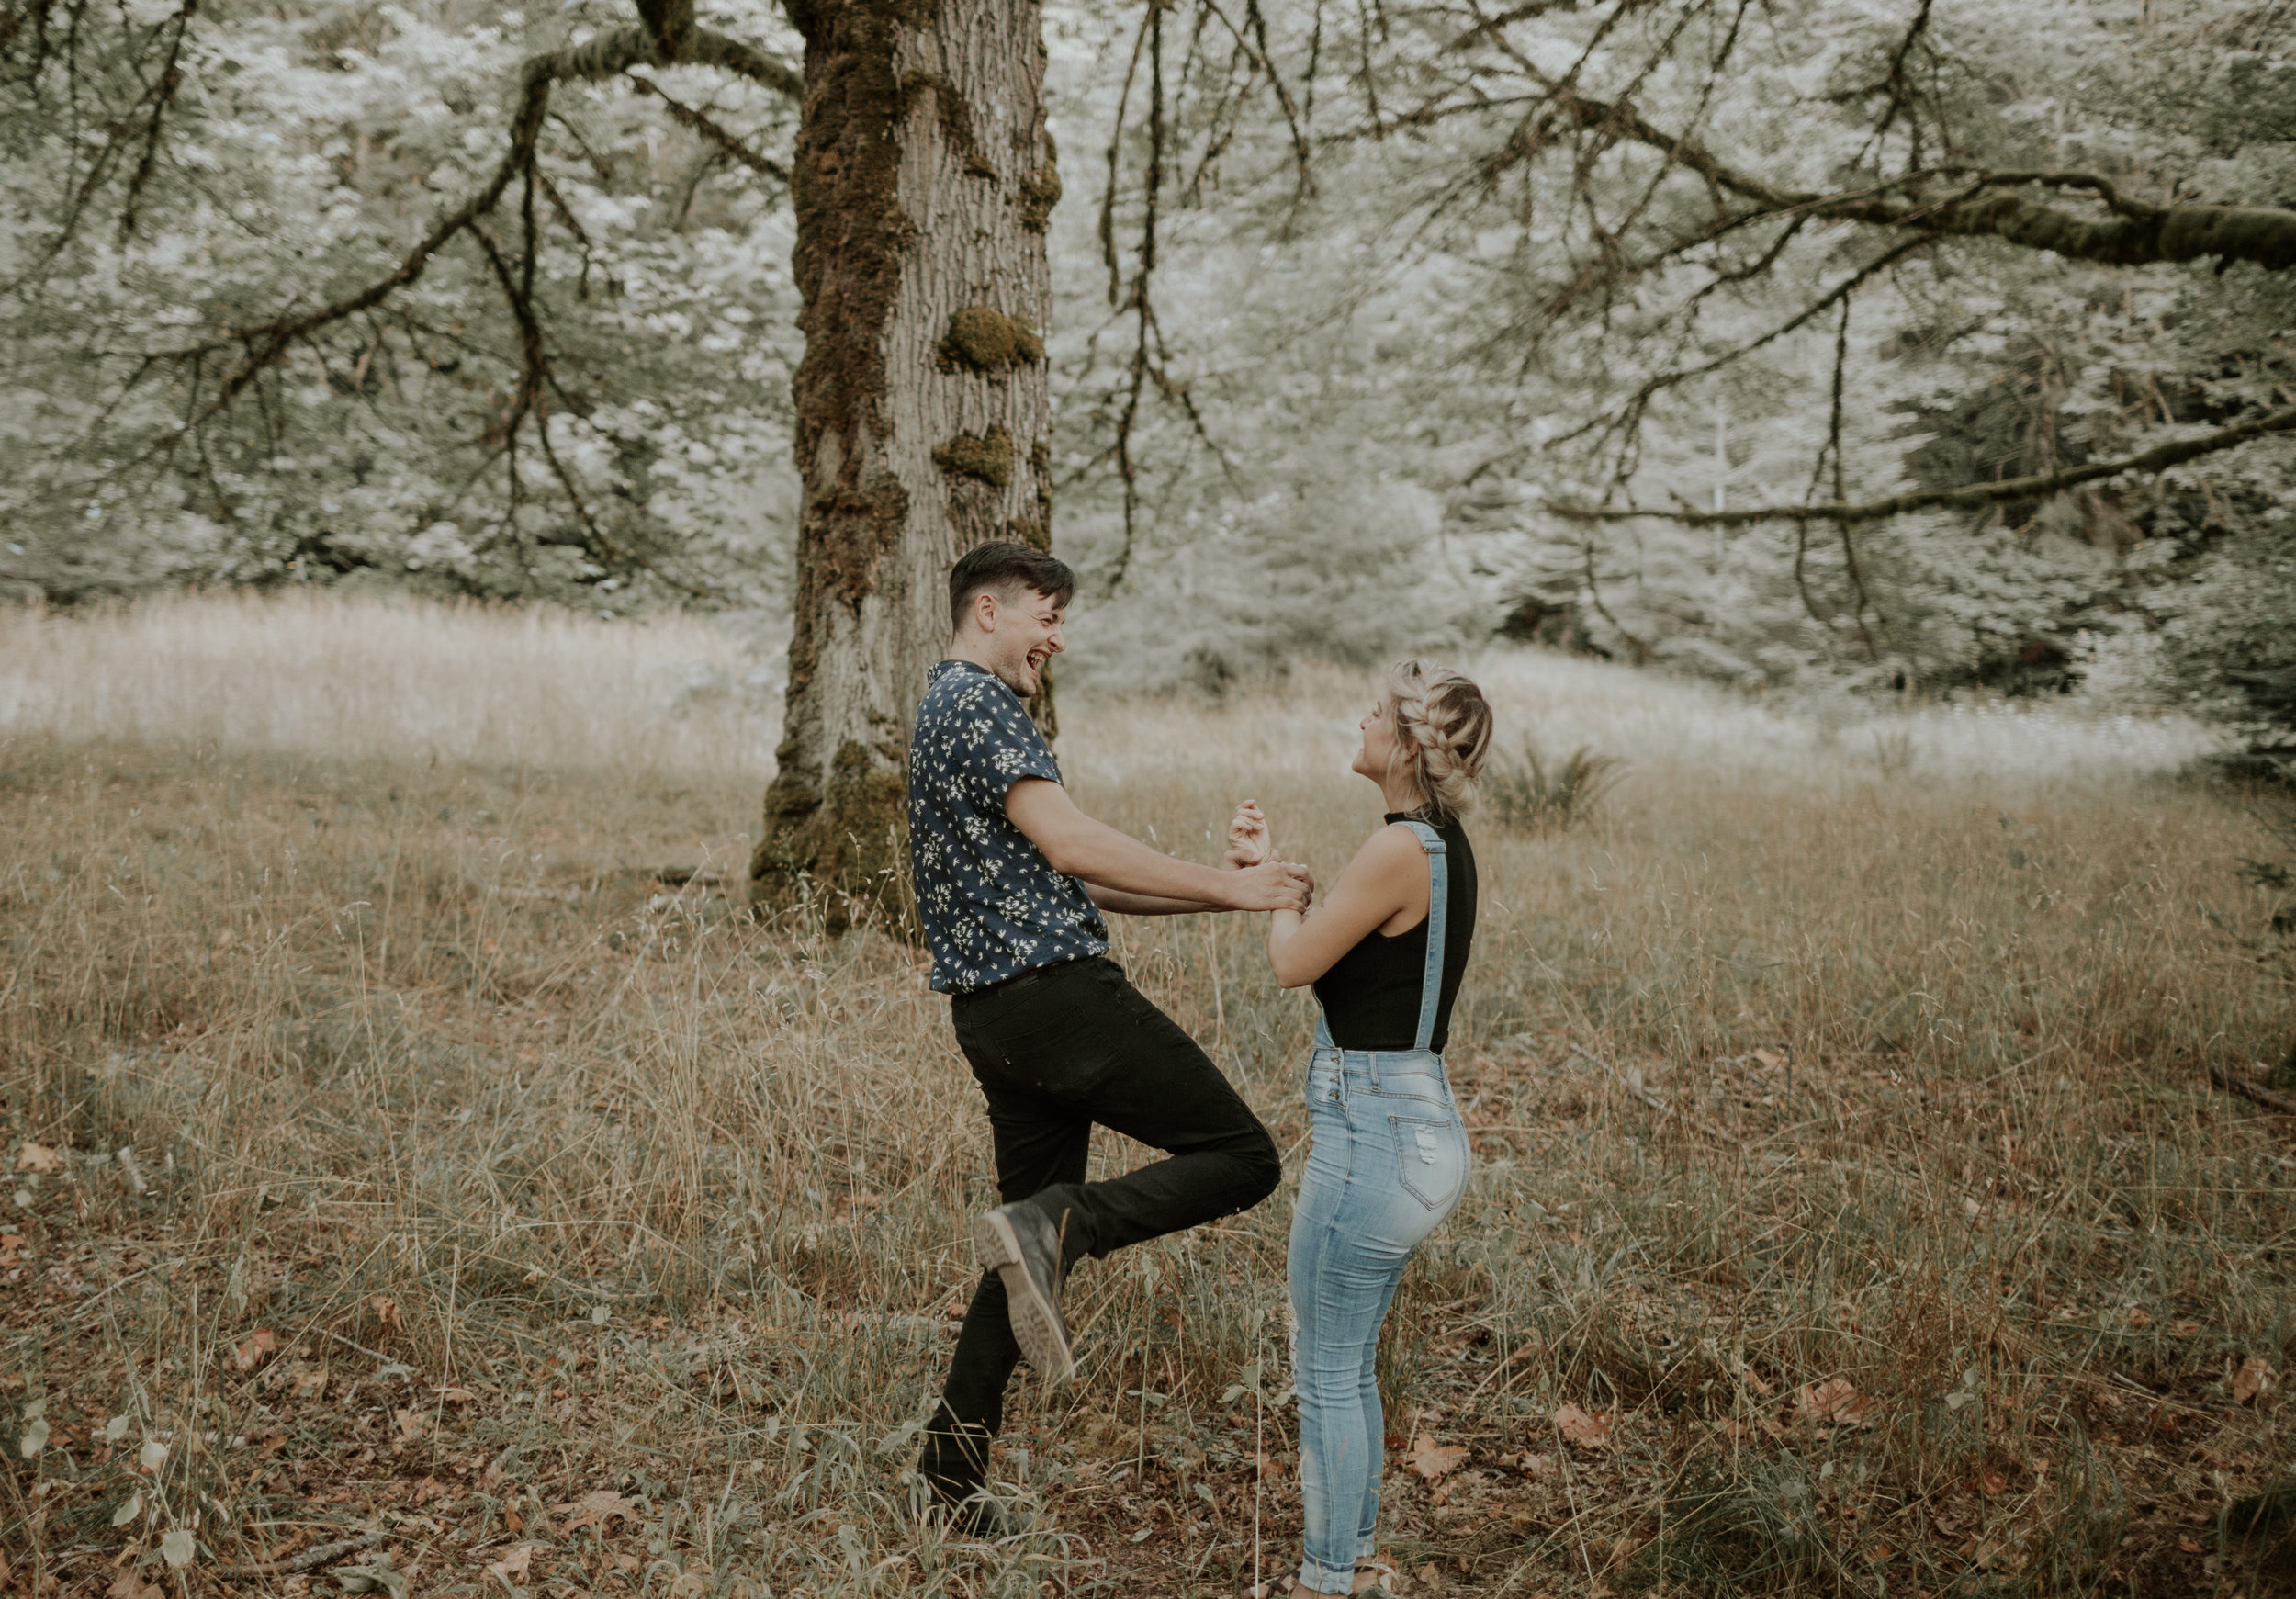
1266;824;1430;988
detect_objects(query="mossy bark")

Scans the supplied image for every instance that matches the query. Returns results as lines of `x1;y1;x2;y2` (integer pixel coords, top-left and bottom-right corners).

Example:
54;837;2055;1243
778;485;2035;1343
754;0;1058;929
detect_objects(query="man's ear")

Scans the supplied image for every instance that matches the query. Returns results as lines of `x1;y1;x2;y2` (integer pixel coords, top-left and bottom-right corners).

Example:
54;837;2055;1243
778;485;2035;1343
972;590;999;634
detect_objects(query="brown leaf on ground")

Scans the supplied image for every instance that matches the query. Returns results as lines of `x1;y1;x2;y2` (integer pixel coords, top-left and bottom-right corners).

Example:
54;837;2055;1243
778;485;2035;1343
1981;1470;2008;1497
555;1489;636;1533
105;1574;163;1599
1407;1436;1470;1481
231;1329;277;1371
485;1545;535;1582
1797;1378;1871;1425
16;1143;61;1174
1753;1048;1785;1068
2170;1319;2200;1338
433;1386;478;1405
392;1408;426;1442
2126;1307;2152;1329
1555;1402;1613;1448
0;1233;22;1268
2234;1357;2276;1404
370;1296;403;1333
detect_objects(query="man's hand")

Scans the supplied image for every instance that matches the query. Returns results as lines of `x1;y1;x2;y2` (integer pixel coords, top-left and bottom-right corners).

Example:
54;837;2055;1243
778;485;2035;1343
1224;800;1270;869
1231;859;1312;912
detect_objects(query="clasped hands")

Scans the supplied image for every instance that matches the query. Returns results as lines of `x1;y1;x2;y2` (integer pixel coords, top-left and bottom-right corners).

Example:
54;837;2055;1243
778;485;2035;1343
1221;799;1311;913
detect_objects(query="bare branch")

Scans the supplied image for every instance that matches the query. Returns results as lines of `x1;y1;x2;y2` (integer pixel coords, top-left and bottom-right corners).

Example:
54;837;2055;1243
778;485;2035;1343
628;73;789;182
1548;404;2296;527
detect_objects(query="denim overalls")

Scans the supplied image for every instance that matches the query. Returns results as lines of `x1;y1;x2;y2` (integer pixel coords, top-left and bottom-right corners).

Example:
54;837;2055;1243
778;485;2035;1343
1288;821;1472;1594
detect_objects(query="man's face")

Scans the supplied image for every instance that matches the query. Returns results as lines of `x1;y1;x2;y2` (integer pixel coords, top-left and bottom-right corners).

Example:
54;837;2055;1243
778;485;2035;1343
974;585;1065;698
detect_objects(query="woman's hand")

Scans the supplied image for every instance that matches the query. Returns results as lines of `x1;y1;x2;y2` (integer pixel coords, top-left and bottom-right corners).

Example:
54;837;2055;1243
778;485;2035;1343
1224;800;1271;869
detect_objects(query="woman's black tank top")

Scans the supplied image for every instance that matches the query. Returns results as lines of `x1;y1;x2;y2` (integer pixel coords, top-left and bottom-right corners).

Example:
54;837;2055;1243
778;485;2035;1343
1311;813;1478;1053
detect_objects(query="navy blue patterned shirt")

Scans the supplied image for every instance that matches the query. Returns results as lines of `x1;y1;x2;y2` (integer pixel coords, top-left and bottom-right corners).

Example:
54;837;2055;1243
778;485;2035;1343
908;659;1110;993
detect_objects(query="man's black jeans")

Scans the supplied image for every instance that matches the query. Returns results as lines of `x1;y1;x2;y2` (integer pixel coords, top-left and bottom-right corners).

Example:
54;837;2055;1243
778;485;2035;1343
923;955;1281;1490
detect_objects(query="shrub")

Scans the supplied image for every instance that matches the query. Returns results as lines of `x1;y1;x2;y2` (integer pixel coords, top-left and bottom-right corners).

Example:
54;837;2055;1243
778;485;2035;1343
1481;740;1624;834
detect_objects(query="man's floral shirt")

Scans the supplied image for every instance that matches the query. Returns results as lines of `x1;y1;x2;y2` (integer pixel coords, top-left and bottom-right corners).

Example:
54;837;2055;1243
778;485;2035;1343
908;659;1109;993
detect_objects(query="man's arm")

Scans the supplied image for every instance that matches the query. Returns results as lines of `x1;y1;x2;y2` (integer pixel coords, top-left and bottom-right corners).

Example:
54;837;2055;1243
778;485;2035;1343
1005;778;1311;912
1084;884;1221;916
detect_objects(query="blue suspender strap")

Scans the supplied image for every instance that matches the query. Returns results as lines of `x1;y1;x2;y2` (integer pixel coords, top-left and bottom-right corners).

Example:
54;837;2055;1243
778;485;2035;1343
1403;821;1447;1053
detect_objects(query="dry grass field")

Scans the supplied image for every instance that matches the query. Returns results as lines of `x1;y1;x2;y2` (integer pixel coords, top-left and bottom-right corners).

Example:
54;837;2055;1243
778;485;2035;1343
2;593;2293;1599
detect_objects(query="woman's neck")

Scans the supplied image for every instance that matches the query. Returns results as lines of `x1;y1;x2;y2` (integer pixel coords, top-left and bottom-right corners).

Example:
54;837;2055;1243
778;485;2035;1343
1379;772;1425;815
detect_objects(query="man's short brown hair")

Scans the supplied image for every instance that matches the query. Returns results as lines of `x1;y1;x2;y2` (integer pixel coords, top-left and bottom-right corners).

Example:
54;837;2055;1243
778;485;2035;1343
949;540;1076;634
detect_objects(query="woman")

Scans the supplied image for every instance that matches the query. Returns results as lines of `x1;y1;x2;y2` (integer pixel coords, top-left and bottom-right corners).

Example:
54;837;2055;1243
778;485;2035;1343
1230;659;1494;1599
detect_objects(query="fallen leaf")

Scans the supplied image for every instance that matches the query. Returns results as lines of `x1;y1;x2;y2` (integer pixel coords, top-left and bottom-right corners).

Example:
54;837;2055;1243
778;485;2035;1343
668;1573;708;1598
433;1387;478;1405
159;1527;196;1569
502;1499;523;1534
112;1490;143;1526
334;1552;409;1599
2125;1306;2153;1330
481;1458;507;1492
1738;1362;1775;1396
1981;1470;2007;1497
231;1330;277;1372
1865;1541;1894;1563
0;1233;24;1267
485;1545;535;1582
1406;1435;1469;1481
392;1409;426;1442
370;1296;402;1333
553;1489;635;1533
105;1574;163;1599
1753;1048;1784;1068
1607;1535;1640;1571
2170;1319;2200;1339
1798;1378;1871;1425
2178;1535;2203;1555
2234;1357;2276;1404
1555;1402;1613;1448
15;1143;61;1174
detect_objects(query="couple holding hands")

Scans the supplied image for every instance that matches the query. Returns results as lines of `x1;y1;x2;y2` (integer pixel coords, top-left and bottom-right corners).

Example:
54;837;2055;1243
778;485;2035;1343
905;541;1495;1597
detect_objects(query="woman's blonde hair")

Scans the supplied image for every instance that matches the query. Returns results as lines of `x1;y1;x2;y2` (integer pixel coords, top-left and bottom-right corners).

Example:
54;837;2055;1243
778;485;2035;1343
1383;659;1494;825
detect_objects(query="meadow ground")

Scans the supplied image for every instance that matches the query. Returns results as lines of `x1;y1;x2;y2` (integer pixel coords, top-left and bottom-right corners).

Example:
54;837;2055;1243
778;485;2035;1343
2;593;2293;1599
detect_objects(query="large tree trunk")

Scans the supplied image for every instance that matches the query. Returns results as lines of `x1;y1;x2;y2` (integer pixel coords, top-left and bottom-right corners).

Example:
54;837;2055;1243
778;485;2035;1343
750;0;1061;927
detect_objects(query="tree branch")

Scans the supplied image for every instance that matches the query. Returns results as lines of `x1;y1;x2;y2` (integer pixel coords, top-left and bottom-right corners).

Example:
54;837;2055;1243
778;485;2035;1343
197;20;793;415
1539;83;2296;271
627;73;788;182
1547;404;2296;526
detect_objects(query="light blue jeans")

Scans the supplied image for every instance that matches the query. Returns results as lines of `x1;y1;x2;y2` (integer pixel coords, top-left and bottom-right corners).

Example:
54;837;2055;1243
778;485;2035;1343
1288;1043;1470;1593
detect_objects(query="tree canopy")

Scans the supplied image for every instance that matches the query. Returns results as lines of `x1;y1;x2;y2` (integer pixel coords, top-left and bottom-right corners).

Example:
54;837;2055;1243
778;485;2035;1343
3;0;2290;753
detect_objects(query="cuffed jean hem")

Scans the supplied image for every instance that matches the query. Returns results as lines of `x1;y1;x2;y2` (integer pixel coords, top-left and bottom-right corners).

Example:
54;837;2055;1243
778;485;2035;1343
1298;1554;1358;1594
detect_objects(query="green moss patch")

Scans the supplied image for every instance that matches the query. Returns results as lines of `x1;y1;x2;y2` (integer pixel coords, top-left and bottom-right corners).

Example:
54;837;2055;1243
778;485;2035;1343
932;428;1014;487
940;306;1044;373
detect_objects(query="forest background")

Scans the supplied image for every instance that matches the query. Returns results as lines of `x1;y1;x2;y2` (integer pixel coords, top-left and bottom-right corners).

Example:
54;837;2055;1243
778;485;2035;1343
3;0;2293;748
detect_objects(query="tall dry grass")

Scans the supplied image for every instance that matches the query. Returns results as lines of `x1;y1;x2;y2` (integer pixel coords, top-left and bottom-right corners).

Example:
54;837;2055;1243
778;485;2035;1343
1;593;2290;1598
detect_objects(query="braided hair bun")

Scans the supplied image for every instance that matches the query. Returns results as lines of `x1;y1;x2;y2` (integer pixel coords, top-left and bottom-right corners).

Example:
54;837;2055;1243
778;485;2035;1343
1384;659;1494;826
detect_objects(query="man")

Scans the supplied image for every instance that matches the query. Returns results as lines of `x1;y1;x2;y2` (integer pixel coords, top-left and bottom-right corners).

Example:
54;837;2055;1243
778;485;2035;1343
907;539;1311;1532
